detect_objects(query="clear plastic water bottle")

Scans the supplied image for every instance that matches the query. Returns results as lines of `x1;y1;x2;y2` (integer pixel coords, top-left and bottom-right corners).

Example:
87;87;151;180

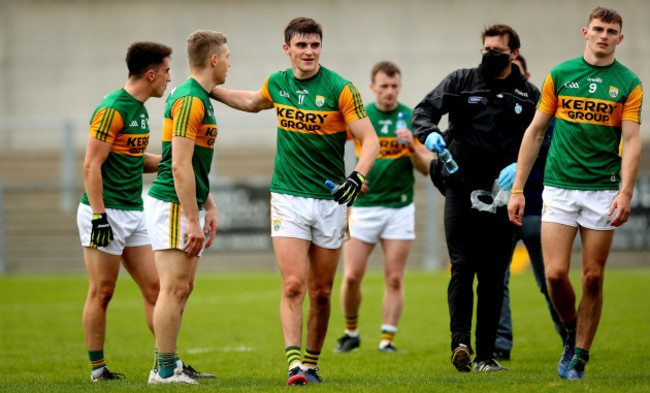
395;111;407;144
438;148;458;174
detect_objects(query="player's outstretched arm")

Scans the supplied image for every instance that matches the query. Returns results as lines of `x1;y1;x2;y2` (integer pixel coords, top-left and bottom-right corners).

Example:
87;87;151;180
210;88;273;113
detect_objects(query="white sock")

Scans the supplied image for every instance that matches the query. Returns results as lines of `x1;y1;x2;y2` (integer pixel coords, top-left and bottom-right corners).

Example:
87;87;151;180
344;330;360;337
91;366;107;378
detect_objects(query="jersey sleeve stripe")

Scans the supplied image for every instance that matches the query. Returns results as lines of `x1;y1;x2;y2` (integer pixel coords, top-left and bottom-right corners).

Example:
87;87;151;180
97;108;116;141
622;84;643;123
347;83;367;118
90;107;123;143
178;97;193;137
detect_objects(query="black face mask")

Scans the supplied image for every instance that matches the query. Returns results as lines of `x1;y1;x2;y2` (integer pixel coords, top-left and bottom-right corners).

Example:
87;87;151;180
481;50;511;77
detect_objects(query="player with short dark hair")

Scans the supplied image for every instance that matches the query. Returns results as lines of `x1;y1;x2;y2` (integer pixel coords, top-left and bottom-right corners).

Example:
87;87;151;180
210;17;379;385
77;41;171;382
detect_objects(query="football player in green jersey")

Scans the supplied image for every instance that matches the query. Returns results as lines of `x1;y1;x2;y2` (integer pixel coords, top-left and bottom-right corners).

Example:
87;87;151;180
145;30;229;385
210;17;379;385
77;41;171;382
509;7;643;381
335;61;433;354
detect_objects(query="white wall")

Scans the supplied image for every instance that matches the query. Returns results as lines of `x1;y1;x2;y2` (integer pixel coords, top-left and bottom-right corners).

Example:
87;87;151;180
1;0;648;149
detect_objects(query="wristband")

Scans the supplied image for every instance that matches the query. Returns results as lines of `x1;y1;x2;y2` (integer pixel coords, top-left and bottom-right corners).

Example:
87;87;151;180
511;189;524;194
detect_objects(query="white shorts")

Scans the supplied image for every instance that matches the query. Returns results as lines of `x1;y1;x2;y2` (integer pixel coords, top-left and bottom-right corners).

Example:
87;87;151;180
144;195;207;256
270;192;348;249
541;186;618;230
77;203;150;256
349;204;416;243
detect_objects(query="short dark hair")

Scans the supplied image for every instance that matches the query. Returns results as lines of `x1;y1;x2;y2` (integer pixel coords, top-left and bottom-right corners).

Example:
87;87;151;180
284;17;323;45
514;53;527;73
125;42;172;78
588;6;623;30
371;61;401;83
187;30;228;69
482;24;521;51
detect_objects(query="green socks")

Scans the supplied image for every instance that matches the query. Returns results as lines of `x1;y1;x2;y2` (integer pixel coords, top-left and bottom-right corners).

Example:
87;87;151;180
88;349;106;371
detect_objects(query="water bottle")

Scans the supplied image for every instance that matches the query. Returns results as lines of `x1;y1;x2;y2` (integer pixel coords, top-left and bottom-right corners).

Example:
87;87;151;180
395;111;407;144
438;148;458;174
325;180;337;193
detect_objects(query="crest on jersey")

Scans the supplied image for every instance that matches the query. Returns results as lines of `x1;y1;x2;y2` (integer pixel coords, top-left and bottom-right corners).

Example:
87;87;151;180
609;86;619;98
514;103;522;114
273;220;281;231
315;95;325;107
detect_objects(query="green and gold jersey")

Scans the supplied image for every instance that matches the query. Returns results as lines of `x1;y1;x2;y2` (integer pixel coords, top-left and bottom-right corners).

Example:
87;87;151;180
538;57;643;190
260;65;367;199
351;102;419;208
148;78;218;206
81;88;150;210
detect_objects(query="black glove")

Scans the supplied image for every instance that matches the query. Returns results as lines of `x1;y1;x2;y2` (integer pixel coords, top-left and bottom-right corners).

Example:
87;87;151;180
332;171;365;207
91;213;113;247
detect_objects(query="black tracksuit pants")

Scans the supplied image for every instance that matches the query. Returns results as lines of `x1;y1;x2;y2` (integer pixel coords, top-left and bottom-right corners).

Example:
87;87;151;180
444;184;514;362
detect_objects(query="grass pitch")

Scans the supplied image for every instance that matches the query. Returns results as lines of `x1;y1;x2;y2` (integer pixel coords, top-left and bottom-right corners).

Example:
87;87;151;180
1;268;649;392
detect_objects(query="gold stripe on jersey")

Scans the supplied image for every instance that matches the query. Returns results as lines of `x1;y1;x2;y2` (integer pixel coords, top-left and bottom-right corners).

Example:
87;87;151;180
338;84;367;123
171;96;206;139
274;103;345;135
169;202;181;249
555;95;621;127
110;133;149;156
623;84;643;123
90;108;123;143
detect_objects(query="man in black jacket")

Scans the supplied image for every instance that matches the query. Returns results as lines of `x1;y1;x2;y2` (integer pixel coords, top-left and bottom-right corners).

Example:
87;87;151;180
412;24;540;372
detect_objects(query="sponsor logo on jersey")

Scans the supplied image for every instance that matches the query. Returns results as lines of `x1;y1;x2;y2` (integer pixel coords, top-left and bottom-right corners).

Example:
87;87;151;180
514;103;522;114
279;90;290;98
276;106;328;133
556;96;620;126
129;120;139;127
468;96;483;104
514;89;529;97
564;81;580;89
377;137;410;159
315;95;325;107
609;86;619;98
296;89;309;94
204;126;217;146
112;133;149;156
587;77;603;83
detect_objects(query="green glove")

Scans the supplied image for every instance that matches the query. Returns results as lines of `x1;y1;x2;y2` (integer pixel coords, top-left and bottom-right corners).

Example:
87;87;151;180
91;213;113;247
